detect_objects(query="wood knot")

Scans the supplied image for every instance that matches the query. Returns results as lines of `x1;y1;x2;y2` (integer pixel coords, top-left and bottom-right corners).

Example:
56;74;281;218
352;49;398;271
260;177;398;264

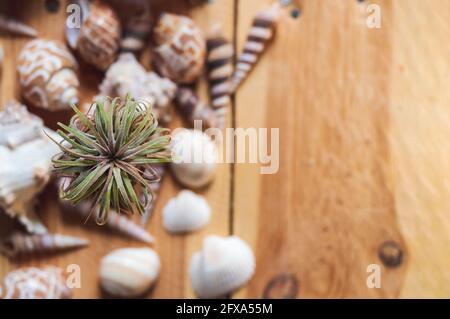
45;0;60;13
378;241;403;268
263;274;299;299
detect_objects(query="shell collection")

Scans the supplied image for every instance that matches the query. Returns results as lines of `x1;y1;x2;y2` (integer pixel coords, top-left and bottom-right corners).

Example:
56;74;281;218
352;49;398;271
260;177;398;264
17;39;79;111
189;235;255;298
0;266;72;299
0;14;38;38
100;248;160;297
163;190;211;233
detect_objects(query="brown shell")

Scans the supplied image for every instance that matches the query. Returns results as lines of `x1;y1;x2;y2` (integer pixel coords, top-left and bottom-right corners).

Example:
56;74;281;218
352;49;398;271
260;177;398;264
76;0;121;70
0;266;72;299
153;13;205;84
175;87;217;129
17;39;79;110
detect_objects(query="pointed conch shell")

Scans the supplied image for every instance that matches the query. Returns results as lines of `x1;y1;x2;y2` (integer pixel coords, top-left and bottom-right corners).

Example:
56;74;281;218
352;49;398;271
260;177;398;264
100;247;160;297
17;39;79;111
170;129;217;189
0;266;72;299
162;190;210;233
120;2;152;54
153;13;205;84
0;101;61;233
0;232;88;258
189;235;255;298
0;14;38;37
66;0;121;70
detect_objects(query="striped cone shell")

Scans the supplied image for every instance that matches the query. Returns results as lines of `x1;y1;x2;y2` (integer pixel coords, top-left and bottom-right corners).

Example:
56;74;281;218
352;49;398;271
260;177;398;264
175;87;217;129
120;3;152;55
231;3;280;91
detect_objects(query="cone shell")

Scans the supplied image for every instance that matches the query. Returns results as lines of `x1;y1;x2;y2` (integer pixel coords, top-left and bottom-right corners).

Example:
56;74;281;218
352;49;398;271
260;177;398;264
17;39;79;111
0;232;88;258
189;235;255;298
170;129;217;189
120;3;152;54
153;13;205;84
0;266;72;299
100;247;160;297
163;190;210;233
174;87;217;129
0;101;60;233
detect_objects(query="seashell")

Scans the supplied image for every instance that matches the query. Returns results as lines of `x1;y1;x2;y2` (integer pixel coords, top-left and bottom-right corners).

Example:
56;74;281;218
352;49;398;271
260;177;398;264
189;235;255;298
206;24;233;129
0;14;38;37
0;101;61;234
170;129;217;189
17;39;79;111
163;190;210;233
0;266;72;299
120;2;152;55
153;13;205;84
174;87;217;129
99;53;177;124
66;0;121;70
140;164;166;225
100;247;160;297
0;232;88;258
231;3;281;92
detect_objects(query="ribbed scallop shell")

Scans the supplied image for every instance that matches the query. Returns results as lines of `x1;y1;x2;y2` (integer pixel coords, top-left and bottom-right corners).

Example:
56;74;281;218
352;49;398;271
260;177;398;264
153;13;205;84
162;190;210;233
17;39;79;111
189;235;255;298
100;247;160;297
170;129;217;189
0;266;72;299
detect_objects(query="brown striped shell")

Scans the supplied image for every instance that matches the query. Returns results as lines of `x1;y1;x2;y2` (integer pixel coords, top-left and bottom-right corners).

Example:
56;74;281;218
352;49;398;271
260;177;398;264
17;39;79;111
0;266;72;299
153;13;205;84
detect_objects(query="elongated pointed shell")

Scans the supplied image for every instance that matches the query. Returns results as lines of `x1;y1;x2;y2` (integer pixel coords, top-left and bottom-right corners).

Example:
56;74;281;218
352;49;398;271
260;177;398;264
100;247;160;297
174;88;217;129
0;14;38;37
189;235;255;298
0;266;72;299
17;39;79;111
0;232;88;258
163;190;210;233
0;101;60;233
120;3;152;54
153;13;205;84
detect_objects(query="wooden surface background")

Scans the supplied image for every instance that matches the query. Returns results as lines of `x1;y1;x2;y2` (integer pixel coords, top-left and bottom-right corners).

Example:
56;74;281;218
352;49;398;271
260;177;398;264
1;0;450;298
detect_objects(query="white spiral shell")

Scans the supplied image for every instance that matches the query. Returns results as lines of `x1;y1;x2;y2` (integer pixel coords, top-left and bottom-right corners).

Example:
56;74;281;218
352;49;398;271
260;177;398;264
189;235;255;298
162;190;210;233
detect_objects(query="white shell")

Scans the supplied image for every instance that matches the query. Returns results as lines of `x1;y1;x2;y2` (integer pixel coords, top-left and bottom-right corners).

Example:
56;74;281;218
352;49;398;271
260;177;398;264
189;235;255;298
162;190;210;233
0;101;61;233
100;247;160;297
170;129;217;189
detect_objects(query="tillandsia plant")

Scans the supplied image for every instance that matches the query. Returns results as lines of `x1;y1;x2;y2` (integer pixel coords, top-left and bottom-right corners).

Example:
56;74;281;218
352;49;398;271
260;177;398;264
48;96;172;224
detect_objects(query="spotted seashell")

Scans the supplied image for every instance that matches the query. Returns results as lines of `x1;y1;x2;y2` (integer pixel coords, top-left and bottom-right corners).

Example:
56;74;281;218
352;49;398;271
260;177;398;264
153;13;205;84
17;39;79;111
0;266;72;299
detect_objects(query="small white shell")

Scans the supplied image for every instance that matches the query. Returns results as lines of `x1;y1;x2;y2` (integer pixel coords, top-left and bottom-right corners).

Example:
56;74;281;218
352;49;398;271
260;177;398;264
100;247;160;297
189;235;255;298
163;190;210;233
170;129;217;189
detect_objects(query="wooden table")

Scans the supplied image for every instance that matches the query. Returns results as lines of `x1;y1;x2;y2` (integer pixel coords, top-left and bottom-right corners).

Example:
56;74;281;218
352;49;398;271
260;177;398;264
1;0;450;298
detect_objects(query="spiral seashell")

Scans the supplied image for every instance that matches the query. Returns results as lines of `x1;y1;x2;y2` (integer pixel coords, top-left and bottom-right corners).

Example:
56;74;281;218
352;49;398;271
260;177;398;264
0;266;72;299
0;101;61;234
120;3;152;55
189;235;255;298
140;164;166;225
231;3;281;92
153;13;205;84
100;247;160;297
0;232;88;258
206;25;233;129
66;0;121;70
170;129;217;189
0;14;38;37
174;88;217;129
17;39;79;111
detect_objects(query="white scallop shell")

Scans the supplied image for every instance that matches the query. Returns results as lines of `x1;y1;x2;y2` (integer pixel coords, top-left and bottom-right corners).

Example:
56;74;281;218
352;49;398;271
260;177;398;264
162;190;210;233
170;129;217;189
100;247;160;297
189;235;255;298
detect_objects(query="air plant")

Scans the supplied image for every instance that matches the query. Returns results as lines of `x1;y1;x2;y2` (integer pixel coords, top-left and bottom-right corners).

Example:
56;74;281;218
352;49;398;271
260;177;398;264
48;96;172;224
